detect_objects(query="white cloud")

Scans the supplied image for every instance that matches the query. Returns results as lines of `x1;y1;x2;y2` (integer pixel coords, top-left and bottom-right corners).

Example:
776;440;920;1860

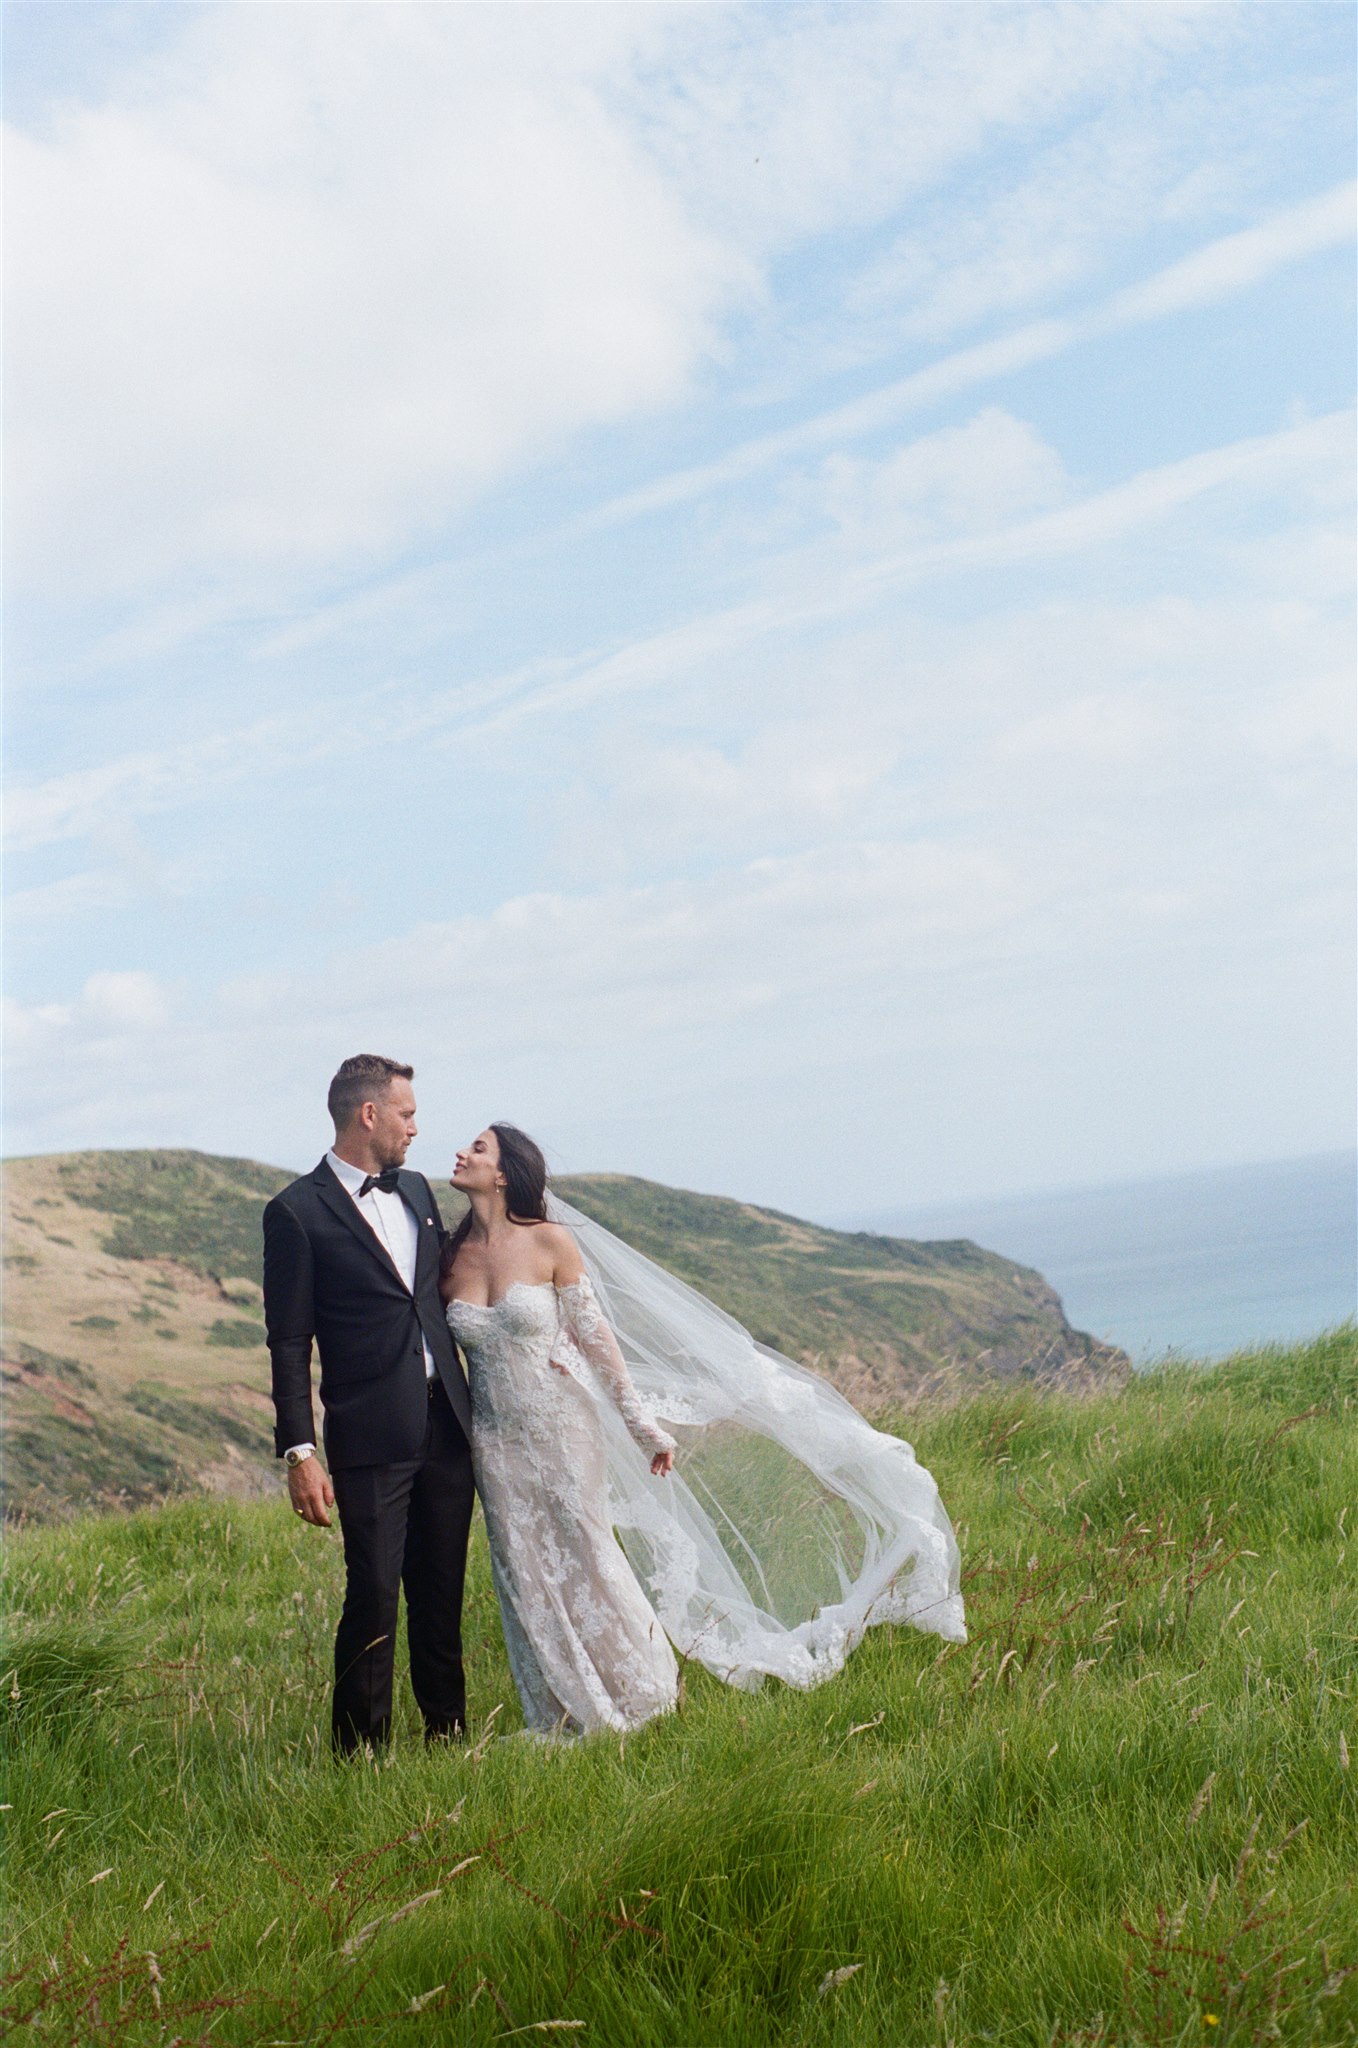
552;721;903;883
4;2;1241;611
1240;668;1355;764
4;968;169;1067
5;754;1349;1201
7;407;1349;867
3;717;293;853
2;835;1028;1156
840;408;1353;597
841;67;1337;352
596;183;1356;528
633;2;1213;259
4;869;136;926
482;410;1356;770
81;970;168;1030
5;7;747;601
1098;180;1356;328
847;117;1184;346
810;408;1069;546
348;837;1028;1041
995;694;1170;768
4;2;1351;1209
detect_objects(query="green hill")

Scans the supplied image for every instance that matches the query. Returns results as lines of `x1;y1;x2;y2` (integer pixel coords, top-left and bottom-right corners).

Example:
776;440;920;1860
554;1171;1126;1402
2;1148;1126;1520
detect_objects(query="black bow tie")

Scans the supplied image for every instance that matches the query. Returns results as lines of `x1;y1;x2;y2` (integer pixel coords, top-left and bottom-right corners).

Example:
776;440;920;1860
358;1168;401;1198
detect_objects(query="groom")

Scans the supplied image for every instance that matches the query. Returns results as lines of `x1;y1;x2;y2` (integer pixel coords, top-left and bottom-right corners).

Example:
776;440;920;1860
262;1055;475;1754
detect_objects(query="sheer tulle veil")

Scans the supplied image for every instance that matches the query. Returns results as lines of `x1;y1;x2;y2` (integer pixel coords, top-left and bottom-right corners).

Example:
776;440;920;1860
547;1194;967;1689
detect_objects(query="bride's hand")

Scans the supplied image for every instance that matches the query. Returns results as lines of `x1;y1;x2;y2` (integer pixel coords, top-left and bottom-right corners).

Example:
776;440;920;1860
650;1448;674;1478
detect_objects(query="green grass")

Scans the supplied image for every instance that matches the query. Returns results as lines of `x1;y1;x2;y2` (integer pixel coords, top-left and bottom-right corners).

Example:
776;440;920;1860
52;1149;293;1285
207;1319;267;1350
2;1330;1355;2046
1;1379;274;1521
6;1343;96;1390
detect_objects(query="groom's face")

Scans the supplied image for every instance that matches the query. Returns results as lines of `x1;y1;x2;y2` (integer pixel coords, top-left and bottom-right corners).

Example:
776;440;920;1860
369;1078;418;1169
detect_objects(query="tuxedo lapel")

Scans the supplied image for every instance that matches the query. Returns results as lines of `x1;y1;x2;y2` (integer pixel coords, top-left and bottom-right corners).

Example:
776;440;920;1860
312;1158;407;1291
398;1172;441;1296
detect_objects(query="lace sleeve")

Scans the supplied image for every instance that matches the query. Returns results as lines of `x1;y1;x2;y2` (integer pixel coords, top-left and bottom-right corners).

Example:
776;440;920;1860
555;1277;676;1459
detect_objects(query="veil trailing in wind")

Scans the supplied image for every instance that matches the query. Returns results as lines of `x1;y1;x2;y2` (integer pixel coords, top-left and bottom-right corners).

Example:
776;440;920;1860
547;1195;967;1690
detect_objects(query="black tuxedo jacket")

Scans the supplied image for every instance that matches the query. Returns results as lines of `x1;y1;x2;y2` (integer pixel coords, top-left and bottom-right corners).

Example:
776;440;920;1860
262;1158;472;1468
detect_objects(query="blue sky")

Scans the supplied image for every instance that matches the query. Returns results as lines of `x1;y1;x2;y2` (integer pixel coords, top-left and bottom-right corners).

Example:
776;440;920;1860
5;2;1355;1216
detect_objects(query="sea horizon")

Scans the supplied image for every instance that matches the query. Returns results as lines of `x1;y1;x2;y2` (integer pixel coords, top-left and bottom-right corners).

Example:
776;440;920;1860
829;1148;1357;1366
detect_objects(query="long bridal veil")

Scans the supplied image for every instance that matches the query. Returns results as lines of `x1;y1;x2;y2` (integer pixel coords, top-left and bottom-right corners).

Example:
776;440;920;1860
548;1194;967;1689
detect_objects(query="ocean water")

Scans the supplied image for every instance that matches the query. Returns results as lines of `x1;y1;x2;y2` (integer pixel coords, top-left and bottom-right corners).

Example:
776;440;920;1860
836;1150;1357;1365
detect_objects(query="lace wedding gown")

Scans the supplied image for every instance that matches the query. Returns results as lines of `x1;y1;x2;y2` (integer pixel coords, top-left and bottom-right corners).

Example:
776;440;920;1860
448;1216;966;1739
447;1277;680;1734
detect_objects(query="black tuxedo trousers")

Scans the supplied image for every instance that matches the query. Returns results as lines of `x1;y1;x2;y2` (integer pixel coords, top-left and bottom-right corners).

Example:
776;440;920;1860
263;1160;476;1751
330;1375;473;1749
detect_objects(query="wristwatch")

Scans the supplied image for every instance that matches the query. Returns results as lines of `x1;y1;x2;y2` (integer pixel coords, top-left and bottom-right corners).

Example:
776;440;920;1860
284;1446;313;1469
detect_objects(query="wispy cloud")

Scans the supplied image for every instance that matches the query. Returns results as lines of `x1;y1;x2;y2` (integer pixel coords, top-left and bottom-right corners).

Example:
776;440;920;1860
8;408;1348;859
5;6;1352;1204
4;7;746;601
4;719;293;855
1099;180;1355;326
590;183;1356;528
3;2;1246;612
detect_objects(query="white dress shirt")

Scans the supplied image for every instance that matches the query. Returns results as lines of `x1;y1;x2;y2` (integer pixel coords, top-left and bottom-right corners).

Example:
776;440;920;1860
284;1150;435;1462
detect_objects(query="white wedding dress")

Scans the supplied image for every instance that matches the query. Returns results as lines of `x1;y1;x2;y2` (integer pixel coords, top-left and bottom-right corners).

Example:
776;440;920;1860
447;1202;966;1738
448;1276;680;1735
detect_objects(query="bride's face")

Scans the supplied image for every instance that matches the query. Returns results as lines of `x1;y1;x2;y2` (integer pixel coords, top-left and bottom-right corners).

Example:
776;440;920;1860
451;1129;505;1197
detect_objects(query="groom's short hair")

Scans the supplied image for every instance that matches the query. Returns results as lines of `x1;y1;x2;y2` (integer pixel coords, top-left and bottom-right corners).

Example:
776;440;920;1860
327;1054;415;1129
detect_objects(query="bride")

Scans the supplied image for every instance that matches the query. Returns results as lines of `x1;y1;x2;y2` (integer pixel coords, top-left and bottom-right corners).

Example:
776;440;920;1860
442;1124;966;1738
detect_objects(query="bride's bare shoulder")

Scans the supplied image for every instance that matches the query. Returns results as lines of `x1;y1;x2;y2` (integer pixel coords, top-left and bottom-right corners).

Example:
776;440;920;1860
537;1220;584;1282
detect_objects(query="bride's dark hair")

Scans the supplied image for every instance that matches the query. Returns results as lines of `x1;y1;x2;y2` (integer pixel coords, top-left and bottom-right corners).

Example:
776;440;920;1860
440;1122;549;1275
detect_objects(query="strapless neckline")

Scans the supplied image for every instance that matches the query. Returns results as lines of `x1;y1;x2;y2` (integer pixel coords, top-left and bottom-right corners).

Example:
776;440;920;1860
450;1279;555;1314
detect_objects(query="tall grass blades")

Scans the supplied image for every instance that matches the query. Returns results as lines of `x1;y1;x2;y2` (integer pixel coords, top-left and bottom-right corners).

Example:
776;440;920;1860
2;1330;1354;2044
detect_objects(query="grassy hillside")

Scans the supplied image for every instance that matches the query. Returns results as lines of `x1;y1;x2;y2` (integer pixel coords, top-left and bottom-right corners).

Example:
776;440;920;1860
2;1330;1354;2045
2;1151;294;1520
557;1171;1126;1402
3;1151;1126;1521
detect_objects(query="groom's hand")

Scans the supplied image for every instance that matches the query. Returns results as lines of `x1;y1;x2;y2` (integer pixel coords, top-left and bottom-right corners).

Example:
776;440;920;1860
288;1458;335;1528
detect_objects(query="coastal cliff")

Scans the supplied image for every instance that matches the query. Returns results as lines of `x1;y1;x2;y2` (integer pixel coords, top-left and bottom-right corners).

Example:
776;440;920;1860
2;1149;1128;1518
